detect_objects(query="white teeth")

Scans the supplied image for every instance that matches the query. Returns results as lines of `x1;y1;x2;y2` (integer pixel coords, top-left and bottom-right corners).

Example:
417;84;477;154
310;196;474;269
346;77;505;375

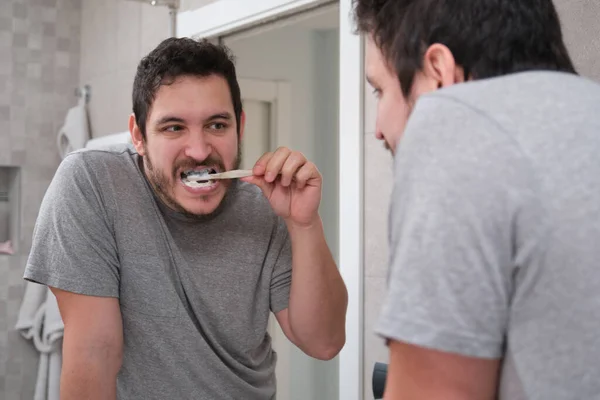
183;168;215;179
180;168;217;188
186;170;209;177
183;180;214;188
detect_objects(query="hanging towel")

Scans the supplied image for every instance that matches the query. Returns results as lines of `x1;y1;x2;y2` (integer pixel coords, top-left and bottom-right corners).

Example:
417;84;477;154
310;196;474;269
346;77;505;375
15;284;64;400
56;92;90;159
84;131;131;150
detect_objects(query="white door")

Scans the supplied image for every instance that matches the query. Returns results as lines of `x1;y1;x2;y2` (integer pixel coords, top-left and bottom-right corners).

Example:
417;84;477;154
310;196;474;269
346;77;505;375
240;99;271;169
240;92;292;400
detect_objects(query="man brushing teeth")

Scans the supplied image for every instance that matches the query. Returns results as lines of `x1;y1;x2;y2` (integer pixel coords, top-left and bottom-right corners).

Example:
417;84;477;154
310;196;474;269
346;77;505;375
24;37;348;400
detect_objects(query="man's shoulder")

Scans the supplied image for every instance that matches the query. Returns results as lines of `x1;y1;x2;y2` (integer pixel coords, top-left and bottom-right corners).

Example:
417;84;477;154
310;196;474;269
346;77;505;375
52;144;142;205
59;143;138;179
68;143;138;165
425;71;600;113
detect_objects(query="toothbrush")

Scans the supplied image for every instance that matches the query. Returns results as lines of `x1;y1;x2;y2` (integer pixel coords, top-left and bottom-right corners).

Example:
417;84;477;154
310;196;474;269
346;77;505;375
193;169;254;181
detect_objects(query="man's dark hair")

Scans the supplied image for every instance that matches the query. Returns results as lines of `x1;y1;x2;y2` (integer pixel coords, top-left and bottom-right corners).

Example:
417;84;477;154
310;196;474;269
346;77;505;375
354;0;577;97
132;37;242;138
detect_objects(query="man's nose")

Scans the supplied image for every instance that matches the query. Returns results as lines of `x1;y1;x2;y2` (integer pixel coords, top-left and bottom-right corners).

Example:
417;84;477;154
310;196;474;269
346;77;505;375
184;132;213;161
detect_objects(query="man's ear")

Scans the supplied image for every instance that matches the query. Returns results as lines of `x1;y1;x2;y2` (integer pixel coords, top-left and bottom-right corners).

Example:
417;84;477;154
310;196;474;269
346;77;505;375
238;110;246;142
129;114;146;156
421;43;464;89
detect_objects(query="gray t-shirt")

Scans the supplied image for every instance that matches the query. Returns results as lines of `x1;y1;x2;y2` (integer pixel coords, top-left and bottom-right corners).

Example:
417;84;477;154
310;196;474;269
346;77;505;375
24;144;292;400
377;71;600;399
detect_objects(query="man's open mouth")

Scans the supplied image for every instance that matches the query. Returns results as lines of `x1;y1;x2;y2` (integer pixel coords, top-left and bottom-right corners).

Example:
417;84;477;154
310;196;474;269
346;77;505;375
180;167;217;188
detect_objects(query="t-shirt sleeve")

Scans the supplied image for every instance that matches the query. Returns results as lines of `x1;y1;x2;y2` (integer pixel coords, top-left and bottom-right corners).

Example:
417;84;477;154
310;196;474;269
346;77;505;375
269;217;292;313
24;152;120;298
376;95;528;359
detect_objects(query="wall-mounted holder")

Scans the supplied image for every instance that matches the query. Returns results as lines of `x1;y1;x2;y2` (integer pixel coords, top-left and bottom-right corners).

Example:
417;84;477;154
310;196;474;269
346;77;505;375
0;166;21;256
75;84;91;105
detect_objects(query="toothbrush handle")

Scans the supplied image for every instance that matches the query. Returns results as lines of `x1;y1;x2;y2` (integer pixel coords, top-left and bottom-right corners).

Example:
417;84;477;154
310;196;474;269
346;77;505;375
209;169;254;180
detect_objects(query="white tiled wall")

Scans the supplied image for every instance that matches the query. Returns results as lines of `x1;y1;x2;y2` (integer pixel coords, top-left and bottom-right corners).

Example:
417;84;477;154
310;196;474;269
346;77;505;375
80;0;154;137
79;0;217;138
554;0;600;83
1;0;81;397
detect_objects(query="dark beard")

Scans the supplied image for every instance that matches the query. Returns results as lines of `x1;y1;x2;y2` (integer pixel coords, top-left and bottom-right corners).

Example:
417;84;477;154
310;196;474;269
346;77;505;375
143;145;242;218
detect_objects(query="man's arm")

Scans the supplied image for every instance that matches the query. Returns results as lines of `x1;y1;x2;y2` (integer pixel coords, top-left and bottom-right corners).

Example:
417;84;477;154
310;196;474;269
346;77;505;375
384;340;500;400
51;288;123;400
53;288;123;400
275;218;348;360
242;147;349;360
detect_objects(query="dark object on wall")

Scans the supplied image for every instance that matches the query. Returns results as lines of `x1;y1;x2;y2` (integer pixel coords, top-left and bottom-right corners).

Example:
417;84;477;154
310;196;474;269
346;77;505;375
372;362;388;399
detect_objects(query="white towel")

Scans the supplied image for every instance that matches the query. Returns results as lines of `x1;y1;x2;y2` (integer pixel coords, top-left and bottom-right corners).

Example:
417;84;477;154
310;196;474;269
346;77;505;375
56;94;90;159
15;283;64;400
84;131;131;150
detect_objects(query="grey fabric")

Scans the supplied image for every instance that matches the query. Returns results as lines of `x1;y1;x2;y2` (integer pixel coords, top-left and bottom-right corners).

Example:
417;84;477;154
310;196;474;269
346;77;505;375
24;144;292;400
377;71;600;399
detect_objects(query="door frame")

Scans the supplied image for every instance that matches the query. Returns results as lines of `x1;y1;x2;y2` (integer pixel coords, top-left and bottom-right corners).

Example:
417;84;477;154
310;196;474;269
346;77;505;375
178;0;334;39
238;78;292;150
177;2;365;399
337;2;364;399
238;77;293;400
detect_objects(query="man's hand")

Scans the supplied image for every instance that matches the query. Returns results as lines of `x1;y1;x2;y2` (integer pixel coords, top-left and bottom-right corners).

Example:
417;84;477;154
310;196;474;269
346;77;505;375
241;147;322;227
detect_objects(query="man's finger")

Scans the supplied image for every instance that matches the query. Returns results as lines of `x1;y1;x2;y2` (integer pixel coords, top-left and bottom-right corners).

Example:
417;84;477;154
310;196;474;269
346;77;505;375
252;151;274;176
264;147;291;183
280;151;306;187
293;162;318;190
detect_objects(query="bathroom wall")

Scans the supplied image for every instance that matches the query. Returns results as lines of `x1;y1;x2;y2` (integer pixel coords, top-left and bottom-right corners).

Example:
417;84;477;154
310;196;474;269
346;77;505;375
0;0;82;398
79;0;169;138
362;82;392;400
554;0;600;82
361;1;600;397
79;0;215;139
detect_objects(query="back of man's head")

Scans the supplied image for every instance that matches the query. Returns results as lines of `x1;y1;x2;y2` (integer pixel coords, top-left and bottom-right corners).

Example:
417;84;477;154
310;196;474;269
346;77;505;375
354;0;577;97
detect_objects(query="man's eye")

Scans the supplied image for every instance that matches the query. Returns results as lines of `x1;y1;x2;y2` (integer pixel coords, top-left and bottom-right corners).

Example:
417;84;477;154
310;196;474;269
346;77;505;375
164;125;183;132
209;122;227;130
372;88;382;98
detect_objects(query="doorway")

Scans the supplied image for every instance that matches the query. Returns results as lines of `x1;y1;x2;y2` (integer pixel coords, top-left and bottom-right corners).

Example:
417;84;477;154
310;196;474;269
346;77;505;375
240;99;270;169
